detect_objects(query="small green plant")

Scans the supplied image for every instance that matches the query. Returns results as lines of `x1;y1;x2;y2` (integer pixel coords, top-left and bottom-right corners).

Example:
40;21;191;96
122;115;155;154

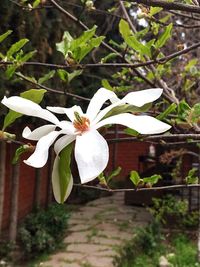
168;234;200;267
0;239;14;260
113;221;163;267
18;203;70;258
149;194;199;228
114;227;200;267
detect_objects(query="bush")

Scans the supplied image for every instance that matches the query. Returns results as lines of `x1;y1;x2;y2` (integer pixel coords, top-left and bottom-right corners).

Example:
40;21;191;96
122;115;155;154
18;203;70;258
114;224;200;267
149;194;199;229
113;221;163;267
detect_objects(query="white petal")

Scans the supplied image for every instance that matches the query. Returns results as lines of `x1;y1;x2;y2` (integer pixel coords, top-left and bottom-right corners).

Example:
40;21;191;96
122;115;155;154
75;130;109;184
86;87;118;121
122;88;163;107
57;120;75;134
52;155;73;203
24;130;62;168
54;135;76;155
2;96;59;124
95;113;171;134
48;105;83;122
91;100;123;125
22;125;56;140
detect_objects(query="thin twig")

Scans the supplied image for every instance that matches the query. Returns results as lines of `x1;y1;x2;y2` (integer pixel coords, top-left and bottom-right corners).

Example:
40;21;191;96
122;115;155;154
74;183;200;192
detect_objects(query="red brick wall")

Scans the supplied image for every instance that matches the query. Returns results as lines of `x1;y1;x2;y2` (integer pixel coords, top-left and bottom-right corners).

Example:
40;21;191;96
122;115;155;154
2;143;50;230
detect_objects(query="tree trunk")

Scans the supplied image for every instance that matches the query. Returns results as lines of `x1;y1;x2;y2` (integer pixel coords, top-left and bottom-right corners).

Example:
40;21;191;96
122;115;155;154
34;168;42;208
9;162;20;243
0;141;6;234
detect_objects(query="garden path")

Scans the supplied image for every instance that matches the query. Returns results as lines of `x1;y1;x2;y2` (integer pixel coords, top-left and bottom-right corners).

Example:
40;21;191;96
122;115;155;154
41;192;152;267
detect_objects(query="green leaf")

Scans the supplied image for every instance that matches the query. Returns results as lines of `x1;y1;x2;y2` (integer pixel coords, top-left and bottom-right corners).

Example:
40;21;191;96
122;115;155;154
7;39;29;59
5;65;18;79
57;26;104;62
0;30;12;44
101;79;113;91
119;19;151;57
19;50;37;63
104;103;152;119
190;103;200;123
33;0;40;8
185;168;198;184
56;31;73;57
101;53;117;63
12;144;32;164
74;36;104;62
143;174;162;185
106;166;122;184
57;69;82;83
155;23;173;49
156;103;177;120
3;89;46;130
130;170;141;186
38;70;56;84
149;7;163;17
57;143;73;203
124;128;139;137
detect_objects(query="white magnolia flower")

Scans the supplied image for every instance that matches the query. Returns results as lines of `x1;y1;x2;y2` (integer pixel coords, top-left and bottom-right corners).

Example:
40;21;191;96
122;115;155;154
2;87;171;202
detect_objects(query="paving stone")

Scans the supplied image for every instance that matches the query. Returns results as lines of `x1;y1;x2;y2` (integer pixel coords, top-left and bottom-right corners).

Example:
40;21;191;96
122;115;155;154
84;256;114;267
67;243;110;254
42;192;151;267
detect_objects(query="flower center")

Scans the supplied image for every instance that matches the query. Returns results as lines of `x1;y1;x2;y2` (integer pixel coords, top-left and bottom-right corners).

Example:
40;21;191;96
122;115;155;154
73;111;90;132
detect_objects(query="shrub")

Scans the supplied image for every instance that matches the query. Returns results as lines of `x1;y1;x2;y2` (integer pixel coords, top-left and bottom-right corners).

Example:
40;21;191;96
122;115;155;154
113;221;163;267
18;203;70;258
149;194;199;229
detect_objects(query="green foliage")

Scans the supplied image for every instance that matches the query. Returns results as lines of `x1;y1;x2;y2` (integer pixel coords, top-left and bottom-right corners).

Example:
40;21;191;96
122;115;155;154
119;19;152;58
149;194;199;228
18;204;70;258
154;23;173;49
0;239;14;260
185;168;198;184
38;70;56;85
98;166;122;187
57;69;83;84
12;144;33;164
56;26;104;63
156;103;177;121
129;170;162;187
3;89;46;130
168;234;200;267
0;30;12;44
114;230;200;267
58;143;73;203
113;221;163;267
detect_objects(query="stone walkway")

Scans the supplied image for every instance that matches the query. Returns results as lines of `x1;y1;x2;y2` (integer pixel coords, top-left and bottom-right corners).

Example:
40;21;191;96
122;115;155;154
41;192;152;267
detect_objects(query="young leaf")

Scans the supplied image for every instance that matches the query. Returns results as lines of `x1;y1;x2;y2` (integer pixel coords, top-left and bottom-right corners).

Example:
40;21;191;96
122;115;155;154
149;7;163;17
155;23;173;49
119;19;151;57
143;174;162;186
38;70;56;84
106;166;122;184
156;103;177;120
52;143;74;203
130;170;141;186
3;89;46;130
6;39;29;59
0;30;13;44
57;69;82;83
12;144;34;164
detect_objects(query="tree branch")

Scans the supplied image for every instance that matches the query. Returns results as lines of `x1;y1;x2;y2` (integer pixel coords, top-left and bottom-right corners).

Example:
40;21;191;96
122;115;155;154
131;0;200;14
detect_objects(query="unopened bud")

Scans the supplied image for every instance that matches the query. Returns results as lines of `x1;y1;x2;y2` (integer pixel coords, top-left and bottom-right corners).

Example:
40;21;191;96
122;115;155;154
0;131;16;141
